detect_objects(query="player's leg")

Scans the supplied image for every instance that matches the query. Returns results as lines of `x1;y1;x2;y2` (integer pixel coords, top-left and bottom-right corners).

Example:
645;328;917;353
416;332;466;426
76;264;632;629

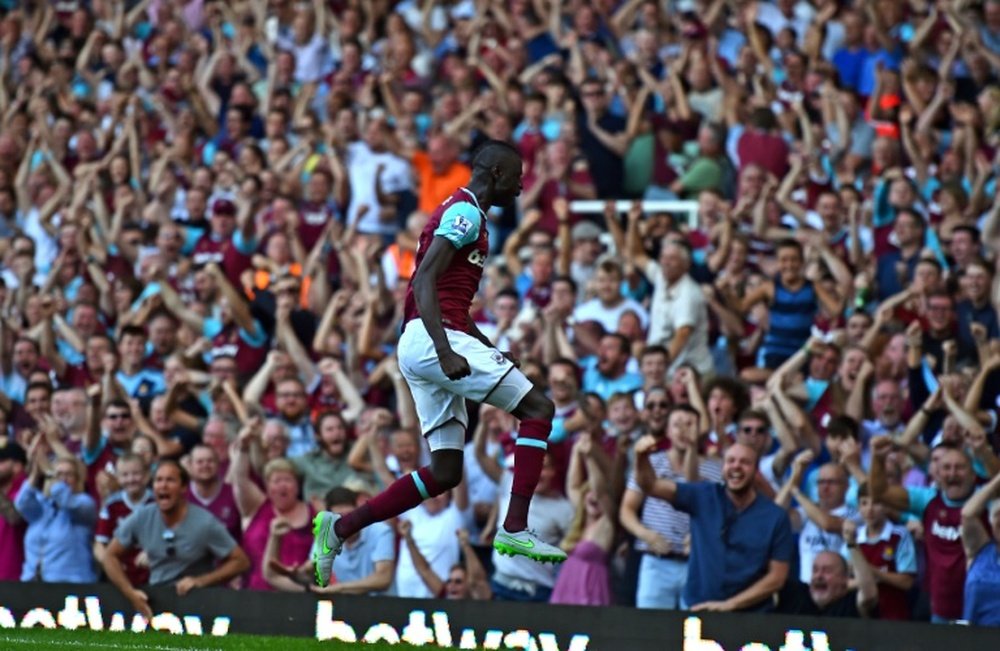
311;334;468;587
332;423;465;539
500;385;554;532
477;372;566;563
311;423;466;587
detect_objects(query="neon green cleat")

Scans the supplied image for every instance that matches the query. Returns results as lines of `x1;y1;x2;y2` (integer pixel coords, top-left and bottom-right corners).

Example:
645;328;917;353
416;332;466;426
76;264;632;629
311;512;343;587
493;526;567;564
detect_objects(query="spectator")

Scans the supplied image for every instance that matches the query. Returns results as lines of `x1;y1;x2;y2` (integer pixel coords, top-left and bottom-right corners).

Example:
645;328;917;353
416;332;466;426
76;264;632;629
291;412;366;510
102;461;250;620
669;124;732;199
398;520;491;600
411;134;471;215
737;240;844;371
961;469;1000;625
635;235;713;376
581;333;643;401
114;326;166;400
634;345;670;410
621;396;710;609
778;452;860;584
15;450;97;583
956;260;999;356
467;404;505;539
0;441;27;581
395;488;466;599
849;482;918;621
577;78;627;199
265;486;398;595
634;440;793;612
550;433;615;606
780;537;879;618
185;444;241;544
93;454;153;586
871;438;979;623
83;398;137;503
271;378;316;458
572;259;649;336
232;421;313;591
313;487;395;596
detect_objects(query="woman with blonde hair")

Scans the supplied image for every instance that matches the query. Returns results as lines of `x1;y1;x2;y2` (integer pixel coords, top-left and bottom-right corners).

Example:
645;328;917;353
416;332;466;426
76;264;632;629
231;420;314;591
549;432;616;606
15;445;97;583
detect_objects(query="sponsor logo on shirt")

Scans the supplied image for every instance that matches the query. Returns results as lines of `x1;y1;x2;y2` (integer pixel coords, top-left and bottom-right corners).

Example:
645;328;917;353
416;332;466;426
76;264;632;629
930;520;960;542
193;251;224;265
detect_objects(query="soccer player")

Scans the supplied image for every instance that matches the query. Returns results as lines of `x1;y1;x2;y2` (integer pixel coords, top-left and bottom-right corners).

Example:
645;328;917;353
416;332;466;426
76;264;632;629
310;141;564;587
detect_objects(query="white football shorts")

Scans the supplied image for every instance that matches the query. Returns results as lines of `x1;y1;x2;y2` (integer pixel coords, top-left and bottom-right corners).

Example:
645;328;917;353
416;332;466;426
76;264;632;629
397;319;533;450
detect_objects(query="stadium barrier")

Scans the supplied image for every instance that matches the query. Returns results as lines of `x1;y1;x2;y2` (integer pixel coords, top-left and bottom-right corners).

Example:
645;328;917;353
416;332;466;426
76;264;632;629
0;582;995;650
568;199;700;228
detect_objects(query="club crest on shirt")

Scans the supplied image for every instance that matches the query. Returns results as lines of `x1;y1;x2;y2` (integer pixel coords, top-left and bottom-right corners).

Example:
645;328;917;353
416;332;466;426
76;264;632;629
882;546;895;561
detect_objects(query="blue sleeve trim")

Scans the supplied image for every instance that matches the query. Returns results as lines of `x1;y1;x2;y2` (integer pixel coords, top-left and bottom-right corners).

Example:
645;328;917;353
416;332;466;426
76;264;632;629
238;319;267;347
203;316;223;339
181;227;203;255
233;230;257;255
82;437;108;465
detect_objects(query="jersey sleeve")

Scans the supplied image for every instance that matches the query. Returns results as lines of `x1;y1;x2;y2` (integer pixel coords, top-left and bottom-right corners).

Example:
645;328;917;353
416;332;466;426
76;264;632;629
894;527;918;574
905;486;937;517
433;202;482;249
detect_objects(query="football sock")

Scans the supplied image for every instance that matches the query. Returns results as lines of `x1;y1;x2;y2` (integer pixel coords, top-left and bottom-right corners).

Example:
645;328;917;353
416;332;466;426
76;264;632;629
334;466;444;539
502;418;552;532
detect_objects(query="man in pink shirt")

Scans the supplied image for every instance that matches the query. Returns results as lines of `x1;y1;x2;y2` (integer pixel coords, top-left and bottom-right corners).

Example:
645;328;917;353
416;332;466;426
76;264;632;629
0;441;27;581
736;107;790;181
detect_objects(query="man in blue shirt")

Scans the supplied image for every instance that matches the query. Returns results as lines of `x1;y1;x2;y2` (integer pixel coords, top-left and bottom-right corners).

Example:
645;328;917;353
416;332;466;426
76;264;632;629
114;326;166;400
581;333;643;401
634;439;793;612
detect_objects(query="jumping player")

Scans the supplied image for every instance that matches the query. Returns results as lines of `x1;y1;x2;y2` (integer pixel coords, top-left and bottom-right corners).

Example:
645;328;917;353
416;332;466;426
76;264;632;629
310;141;564;587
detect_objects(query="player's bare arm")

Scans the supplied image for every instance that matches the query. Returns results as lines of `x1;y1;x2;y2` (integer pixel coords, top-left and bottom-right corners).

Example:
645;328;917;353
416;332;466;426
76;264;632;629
411;236;471;380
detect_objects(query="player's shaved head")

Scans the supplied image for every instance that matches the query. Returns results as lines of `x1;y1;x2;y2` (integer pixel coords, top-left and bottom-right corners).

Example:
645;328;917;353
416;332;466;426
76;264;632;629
472;139;521;170
470;139;522;208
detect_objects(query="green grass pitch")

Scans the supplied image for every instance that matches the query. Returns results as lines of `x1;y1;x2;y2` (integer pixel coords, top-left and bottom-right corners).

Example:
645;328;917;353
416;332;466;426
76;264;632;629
0;627;430;650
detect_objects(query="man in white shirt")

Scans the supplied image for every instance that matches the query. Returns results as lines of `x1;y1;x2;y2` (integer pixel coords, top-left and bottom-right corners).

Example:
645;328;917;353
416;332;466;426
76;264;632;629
394;491;465;598
573;259;649;335
785;459;860;584
643;240;713;376
345;118;413;239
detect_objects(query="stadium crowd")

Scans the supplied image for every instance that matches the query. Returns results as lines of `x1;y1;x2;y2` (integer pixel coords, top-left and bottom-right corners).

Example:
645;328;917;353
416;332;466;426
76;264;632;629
0;0;1000;627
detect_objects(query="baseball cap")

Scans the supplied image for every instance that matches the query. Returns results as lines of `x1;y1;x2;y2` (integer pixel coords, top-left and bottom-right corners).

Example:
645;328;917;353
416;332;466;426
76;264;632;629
571;221;603;242
0;440;27;464
212;198;237;216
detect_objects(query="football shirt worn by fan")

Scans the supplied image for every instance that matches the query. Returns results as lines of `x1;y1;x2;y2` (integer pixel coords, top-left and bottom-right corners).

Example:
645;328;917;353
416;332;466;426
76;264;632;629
310;141;566;588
